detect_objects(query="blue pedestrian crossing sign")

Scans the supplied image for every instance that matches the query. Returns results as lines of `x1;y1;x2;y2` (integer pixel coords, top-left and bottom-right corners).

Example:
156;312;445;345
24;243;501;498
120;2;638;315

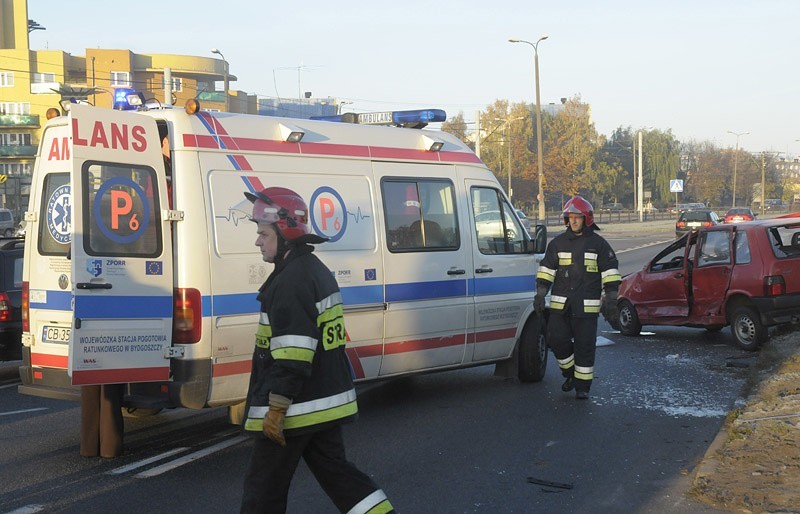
670;179;684;193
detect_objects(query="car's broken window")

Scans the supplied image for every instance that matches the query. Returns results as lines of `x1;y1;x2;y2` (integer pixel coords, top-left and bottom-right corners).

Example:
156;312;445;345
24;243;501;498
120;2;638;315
649;237;687;272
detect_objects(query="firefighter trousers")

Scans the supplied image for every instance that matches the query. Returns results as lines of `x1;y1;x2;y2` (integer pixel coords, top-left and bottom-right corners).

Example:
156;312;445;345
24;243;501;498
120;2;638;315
546;307;598;392
240;424;393;514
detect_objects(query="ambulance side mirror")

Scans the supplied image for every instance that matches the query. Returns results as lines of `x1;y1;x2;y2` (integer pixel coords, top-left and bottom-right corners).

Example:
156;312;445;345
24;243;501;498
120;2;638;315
529;225;547;254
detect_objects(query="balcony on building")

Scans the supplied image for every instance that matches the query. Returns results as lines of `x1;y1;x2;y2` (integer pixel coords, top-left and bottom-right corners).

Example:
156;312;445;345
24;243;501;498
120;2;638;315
0;145;37;158
0;114;40;128
30;82;62;95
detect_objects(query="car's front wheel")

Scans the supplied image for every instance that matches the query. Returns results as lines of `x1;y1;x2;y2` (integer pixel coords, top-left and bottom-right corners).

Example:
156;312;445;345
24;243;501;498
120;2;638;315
730;305;766;351
518;314;547;382
618;300;641;336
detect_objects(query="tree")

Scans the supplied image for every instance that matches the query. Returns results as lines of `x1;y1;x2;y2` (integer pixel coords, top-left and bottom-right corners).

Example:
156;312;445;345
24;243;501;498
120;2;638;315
441;111;469;148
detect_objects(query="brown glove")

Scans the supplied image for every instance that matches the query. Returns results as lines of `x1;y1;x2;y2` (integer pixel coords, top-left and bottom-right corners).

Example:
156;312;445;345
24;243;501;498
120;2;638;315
263;393;291;446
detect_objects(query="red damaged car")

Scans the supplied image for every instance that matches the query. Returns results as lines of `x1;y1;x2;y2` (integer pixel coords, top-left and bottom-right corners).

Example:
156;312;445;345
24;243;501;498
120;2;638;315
609;215;800;350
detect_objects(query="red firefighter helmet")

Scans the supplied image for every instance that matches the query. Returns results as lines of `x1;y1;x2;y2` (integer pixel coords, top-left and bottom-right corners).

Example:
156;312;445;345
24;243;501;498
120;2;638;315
562;196;595;228
244;186;327;243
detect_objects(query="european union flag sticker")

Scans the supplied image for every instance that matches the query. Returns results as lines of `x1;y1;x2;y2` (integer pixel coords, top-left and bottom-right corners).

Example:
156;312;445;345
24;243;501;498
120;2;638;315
364;268;376;281
146;261;163;275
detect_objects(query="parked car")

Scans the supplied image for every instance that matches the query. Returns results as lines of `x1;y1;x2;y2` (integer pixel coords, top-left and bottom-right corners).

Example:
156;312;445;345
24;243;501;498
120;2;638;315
607;217;800;350
0;209;14;237
0;238;24;360
475;209;518;239
515;209;532;233
724;207;756;224
602;203;624;212
675;209;720;237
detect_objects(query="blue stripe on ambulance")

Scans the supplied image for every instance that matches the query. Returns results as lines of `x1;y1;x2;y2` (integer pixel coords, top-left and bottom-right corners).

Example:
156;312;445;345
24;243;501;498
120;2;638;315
470;275;535;295
74;296;172;318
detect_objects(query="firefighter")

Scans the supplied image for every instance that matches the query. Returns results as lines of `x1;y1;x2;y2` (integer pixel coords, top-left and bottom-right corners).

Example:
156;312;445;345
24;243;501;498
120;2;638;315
239;186;394;514
533;196;621;400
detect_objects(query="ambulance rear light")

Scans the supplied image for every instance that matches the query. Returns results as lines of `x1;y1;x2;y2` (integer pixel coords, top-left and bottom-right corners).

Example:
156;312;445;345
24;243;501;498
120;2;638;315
310;108;446;129
185;99;201;115
173;288;201;344
22;281;29;332
279;123;305;143
46;108;61;120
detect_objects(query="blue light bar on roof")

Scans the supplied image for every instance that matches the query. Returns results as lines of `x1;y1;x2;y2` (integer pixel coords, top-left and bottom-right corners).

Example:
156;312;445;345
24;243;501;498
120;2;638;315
113;88;145;110
310;108;446;128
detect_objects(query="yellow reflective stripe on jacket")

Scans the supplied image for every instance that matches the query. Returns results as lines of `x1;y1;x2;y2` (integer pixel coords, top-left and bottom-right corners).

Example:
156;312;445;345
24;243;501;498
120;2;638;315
575;364;593;380
317;302;344;325
346;489;393;514
537;266;556;282
584;252;598;272
602;268;622;284
284;388;358;430
255;323;271;349
584;298;602;313
557;251;572;265
550;295;567;310
316;292;343;319
270;334;317;363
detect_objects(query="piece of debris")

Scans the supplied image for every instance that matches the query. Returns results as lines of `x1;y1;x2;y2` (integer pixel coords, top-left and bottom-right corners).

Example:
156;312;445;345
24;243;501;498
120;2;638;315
526;476;574;490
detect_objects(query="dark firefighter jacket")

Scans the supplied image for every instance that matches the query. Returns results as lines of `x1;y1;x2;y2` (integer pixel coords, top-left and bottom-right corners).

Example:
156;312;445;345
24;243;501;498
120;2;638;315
536;226;621;316
243;244;357;437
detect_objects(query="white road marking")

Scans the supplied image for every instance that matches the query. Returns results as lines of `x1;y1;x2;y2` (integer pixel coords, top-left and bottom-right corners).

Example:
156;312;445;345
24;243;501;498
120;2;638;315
615;239;673;254
0;383;20;390
135;435;248;478
3;505;46;514
107;447;189;475
0;407;48;417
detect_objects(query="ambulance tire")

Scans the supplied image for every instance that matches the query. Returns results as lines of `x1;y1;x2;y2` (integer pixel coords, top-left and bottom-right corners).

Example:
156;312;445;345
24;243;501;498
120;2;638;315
228;400;246;425
518;315;547;383
122;407;162;418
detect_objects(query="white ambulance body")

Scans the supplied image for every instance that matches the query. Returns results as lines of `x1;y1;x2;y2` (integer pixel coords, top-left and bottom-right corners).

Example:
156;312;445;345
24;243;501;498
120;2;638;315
18;102;548;418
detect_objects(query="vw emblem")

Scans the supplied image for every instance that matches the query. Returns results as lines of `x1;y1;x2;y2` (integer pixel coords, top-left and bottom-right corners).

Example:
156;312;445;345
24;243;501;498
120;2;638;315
58;274;69;290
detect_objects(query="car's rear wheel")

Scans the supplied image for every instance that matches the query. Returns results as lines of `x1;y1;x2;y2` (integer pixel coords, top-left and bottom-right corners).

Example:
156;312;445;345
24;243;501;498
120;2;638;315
730;306;766;351
618;300;641;336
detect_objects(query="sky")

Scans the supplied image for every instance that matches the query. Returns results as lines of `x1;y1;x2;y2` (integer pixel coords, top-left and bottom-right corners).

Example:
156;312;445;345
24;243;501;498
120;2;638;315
26;0;800;155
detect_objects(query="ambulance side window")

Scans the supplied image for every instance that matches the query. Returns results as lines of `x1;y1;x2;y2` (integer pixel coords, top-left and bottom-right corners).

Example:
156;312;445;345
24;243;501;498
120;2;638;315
382;179;459;252
81;162;162;257
471;187;526;255
38;173;71;256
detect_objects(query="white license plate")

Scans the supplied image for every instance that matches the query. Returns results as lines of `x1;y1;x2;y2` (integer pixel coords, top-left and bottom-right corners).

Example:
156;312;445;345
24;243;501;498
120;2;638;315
42;325;71;343
688;222;701;227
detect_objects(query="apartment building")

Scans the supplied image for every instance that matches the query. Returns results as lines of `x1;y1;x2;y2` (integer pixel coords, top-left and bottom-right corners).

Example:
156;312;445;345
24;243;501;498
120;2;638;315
0;0;254;217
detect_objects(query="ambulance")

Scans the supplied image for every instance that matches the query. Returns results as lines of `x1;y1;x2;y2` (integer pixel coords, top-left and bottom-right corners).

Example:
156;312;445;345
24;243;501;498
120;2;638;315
18;96;548;422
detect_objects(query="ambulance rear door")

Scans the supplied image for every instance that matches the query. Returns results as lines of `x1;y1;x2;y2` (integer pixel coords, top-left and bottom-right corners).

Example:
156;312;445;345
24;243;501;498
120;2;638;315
68;104;174;385
376;163;470;375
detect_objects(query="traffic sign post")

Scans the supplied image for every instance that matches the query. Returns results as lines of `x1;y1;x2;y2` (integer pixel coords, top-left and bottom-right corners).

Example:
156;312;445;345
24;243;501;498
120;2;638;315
670;179;683;213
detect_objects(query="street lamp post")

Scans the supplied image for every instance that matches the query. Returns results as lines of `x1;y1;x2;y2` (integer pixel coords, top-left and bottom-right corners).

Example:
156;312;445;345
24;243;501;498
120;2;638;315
727;130;749;208
211;48;229;112
494;116;525;202
509;35;548;221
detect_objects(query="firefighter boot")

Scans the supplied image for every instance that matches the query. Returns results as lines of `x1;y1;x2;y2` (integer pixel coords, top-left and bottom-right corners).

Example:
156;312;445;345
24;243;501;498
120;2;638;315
575;390;589;400
561;377;575;392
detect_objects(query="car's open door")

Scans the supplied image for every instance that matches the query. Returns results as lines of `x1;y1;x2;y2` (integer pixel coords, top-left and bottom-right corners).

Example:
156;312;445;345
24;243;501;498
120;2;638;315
67;103;173;385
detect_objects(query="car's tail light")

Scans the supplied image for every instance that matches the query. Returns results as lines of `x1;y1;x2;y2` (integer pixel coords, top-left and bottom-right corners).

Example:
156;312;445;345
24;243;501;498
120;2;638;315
173;288;202;343
702;221;713;227
677;221;686;228
22;281;29;331
764;276;785;296
0;292;10;322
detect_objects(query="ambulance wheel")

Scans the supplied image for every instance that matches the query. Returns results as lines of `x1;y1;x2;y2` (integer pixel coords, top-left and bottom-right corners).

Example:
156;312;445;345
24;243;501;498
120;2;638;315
228;401;246;425
122;407;162;418
518;315;547;383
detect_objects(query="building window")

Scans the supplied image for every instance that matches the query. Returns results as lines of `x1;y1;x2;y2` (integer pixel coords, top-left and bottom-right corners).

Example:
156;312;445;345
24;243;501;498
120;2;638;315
162;77;182;92
32;72;56;83
0;102;30;115
110;71;131;87
0;133;32;146
0;72;13;87
0;163;33;176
